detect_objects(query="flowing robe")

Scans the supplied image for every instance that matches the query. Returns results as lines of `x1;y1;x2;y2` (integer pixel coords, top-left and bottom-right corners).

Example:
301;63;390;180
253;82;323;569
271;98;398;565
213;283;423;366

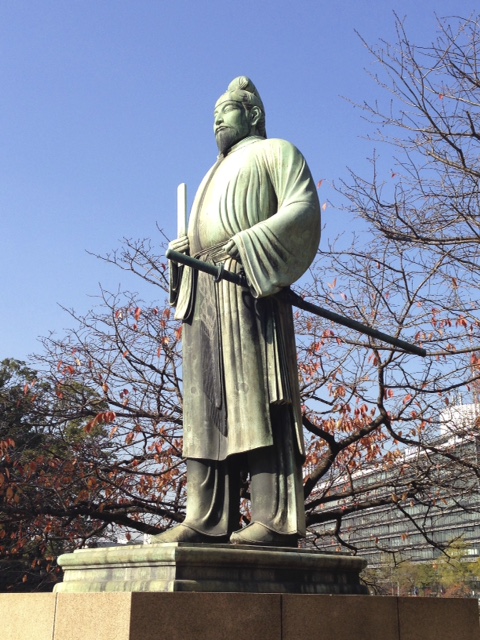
171;136;320;462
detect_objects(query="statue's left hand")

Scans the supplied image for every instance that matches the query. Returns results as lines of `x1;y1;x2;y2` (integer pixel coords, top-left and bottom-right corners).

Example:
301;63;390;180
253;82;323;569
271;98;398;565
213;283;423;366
225;239;240;260
169;236;190;254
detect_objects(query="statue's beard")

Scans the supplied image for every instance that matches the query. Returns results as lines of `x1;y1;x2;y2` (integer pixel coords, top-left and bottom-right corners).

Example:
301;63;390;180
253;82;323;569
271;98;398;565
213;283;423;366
215;127;248;155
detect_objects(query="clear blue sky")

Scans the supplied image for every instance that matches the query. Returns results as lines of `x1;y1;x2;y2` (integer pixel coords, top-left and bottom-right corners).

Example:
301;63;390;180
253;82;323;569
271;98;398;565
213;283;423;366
0;1;476;362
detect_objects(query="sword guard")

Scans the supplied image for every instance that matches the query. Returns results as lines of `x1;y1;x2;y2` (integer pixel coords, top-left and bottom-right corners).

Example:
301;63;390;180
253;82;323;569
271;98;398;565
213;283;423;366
214;263;225;283
237;269;248;287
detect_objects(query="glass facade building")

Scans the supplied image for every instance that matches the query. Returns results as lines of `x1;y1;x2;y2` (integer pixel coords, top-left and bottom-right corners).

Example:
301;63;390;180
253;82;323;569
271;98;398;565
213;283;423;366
308;405;480;566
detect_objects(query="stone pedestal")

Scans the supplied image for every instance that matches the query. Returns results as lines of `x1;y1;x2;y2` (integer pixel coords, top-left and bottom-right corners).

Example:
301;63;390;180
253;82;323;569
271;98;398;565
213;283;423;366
54;543;368;594
2;592;479;640
16;544;472;639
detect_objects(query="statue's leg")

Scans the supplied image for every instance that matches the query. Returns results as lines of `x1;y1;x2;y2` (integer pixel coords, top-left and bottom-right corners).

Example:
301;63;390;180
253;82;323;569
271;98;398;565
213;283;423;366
151;457;240;543
184;457;241;536
230;405;305;546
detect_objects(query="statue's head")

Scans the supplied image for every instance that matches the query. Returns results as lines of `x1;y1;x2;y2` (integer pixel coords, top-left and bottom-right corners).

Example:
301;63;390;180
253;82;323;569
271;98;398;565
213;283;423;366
214;76;266;155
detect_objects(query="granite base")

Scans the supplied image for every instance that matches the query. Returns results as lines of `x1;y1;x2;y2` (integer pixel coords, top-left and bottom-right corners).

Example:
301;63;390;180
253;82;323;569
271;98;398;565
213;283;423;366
2;592;479;640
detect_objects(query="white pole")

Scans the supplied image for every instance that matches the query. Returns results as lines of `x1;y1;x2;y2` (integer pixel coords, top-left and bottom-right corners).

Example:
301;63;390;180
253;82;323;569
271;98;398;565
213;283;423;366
177;183;188;237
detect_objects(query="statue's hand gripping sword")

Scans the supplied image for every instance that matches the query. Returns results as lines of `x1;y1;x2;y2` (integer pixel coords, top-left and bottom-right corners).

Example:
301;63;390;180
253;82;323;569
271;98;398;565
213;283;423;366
165;248;427;358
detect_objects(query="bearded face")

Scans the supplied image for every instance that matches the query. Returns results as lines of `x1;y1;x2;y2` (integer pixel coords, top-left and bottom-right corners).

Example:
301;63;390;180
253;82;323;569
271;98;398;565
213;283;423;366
214;99;252;155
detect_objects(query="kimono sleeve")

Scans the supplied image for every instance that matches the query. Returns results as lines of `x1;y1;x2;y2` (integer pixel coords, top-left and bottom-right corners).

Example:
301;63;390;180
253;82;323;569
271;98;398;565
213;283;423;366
232;139;321;298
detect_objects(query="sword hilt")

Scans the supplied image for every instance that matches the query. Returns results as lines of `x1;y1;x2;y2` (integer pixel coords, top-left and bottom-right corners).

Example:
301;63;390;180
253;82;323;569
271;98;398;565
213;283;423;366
166;248;247;286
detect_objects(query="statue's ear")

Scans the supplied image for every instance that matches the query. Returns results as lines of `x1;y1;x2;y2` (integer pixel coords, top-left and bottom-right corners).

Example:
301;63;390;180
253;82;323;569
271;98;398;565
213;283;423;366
249;106;262;128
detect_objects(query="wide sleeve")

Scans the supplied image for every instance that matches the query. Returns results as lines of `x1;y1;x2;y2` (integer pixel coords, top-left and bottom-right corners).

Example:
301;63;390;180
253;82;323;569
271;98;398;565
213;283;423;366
231;139;321;298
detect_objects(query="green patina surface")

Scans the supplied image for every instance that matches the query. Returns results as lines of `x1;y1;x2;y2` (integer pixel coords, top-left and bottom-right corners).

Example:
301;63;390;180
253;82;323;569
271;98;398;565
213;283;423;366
55;543;367;594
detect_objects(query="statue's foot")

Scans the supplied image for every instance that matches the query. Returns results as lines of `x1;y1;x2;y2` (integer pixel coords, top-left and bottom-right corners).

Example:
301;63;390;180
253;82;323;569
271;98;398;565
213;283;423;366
230;522;298;547
150;523;229;544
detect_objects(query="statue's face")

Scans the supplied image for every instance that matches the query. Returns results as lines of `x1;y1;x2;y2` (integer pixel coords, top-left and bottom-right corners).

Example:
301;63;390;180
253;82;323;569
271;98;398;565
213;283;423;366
214;99;252;154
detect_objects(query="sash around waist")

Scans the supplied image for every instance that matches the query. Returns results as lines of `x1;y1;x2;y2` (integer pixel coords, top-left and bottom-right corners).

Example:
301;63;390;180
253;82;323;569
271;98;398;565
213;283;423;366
193;241;230;264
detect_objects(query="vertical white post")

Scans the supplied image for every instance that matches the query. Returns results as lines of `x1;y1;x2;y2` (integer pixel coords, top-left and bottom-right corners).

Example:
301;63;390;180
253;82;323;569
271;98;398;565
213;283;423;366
177;183;188;237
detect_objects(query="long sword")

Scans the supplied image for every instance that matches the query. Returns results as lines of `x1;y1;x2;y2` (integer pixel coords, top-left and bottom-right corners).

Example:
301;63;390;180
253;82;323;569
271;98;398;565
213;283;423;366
165;248;427;358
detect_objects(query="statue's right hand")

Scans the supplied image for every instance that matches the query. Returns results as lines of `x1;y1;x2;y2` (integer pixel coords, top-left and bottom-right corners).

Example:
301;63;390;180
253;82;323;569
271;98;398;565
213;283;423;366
168;236;189;254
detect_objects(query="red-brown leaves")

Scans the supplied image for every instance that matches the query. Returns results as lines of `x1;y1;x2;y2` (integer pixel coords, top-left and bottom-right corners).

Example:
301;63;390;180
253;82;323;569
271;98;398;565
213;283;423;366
84;411;116;434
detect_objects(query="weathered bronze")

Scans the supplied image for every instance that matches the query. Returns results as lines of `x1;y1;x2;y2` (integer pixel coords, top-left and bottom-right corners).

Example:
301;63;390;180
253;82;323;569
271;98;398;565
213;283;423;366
153;76;321;547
